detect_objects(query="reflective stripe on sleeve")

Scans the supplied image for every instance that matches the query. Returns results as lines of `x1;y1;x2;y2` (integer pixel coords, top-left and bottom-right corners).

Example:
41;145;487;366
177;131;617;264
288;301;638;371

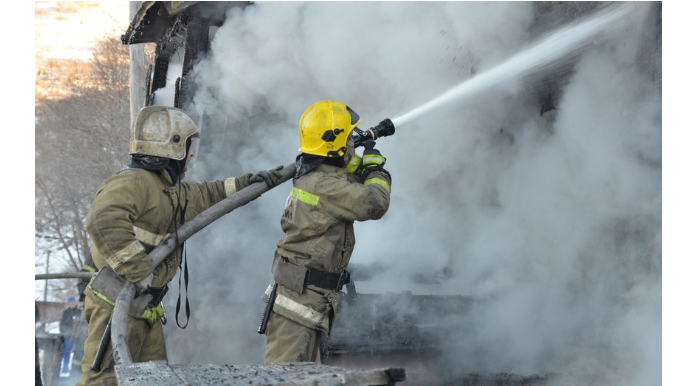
133;226;169;248
224;177;238;196
291;187;320;206
364;177;391;193
106;240;146;270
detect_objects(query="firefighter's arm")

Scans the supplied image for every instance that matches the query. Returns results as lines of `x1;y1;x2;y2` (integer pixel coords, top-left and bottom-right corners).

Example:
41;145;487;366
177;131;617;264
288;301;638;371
86;173;153;283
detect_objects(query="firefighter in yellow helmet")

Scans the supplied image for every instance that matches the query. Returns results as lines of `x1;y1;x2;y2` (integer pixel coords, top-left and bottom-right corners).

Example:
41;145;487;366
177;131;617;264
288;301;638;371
77;106;282;386
262;100;392;363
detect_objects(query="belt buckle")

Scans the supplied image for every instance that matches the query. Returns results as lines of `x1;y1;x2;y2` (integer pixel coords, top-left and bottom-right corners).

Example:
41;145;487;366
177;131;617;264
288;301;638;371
145;284;169;307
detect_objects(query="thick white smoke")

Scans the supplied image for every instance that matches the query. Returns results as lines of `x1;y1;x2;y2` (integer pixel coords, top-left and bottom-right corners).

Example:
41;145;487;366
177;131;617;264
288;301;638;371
161;2;660;385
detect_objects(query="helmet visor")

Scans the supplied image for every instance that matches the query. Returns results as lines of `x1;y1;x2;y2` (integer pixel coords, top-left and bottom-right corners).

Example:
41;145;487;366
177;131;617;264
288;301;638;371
346;105;360;126
187;137;201;159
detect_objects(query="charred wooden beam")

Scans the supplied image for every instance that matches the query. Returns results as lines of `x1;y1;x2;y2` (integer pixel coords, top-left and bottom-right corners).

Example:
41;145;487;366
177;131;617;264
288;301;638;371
115;362;405;386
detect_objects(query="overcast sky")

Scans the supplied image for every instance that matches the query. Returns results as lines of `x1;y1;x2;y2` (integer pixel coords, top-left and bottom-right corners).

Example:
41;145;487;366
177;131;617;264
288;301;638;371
142;2;666;385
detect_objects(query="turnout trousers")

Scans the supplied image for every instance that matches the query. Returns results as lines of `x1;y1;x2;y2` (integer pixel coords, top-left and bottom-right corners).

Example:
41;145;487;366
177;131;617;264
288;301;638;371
264;311;321;363
76;291;166;386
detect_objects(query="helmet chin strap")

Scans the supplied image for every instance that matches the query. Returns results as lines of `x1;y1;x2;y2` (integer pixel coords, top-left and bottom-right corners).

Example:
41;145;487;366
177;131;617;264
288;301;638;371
322;156;345;168
164;162;182;185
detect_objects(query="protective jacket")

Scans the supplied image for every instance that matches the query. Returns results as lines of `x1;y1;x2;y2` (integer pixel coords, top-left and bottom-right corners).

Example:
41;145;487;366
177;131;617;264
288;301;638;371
86;167;249;286
78;166;253;386
269;162;391;333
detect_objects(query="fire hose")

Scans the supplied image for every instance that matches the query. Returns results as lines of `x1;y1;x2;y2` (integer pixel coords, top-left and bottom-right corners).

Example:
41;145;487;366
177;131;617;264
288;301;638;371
106;119;396;366
34;117;396;368
104;163;298;368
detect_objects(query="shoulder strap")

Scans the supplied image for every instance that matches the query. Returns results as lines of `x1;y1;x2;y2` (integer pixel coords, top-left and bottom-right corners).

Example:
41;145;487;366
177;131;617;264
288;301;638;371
173;197;191;329
175;249;191;329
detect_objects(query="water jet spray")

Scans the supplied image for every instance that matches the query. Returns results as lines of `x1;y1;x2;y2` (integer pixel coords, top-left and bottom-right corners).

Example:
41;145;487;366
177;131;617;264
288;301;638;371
365;3;641;139
392;2;649;127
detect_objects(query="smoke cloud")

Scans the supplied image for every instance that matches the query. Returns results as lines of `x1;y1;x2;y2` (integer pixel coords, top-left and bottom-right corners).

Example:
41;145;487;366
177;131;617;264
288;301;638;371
161;2;660;385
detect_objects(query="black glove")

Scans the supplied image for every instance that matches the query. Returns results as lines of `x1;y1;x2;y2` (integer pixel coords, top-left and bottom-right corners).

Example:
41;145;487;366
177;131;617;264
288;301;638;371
356;141;387;179
362;140;386;167
250;165;284;187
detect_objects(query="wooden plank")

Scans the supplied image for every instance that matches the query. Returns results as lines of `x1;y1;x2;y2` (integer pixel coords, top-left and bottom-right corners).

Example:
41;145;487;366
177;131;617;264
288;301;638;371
115;361;185;386
170;364;236;385
115;362;405;386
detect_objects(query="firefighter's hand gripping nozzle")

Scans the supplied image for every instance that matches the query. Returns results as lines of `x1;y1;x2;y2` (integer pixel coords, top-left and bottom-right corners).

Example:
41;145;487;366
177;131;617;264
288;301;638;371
352;118;396;148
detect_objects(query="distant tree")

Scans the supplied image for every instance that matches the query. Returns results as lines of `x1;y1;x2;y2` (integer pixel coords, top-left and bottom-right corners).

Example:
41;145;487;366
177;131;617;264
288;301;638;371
35;37;153;299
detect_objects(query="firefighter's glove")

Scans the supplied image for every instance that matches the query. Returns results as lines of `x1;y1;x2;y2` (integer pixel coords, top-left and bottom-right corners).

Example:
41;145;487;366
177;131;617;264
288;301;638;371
250;165;284;187
362;140;386;167
134;274;153;295
356;141;386;179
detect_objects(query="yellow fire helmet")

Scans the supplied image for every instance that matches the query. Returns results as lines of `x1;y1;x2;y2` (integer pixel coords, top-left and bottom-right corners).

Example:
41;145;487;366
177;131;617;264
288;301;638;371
298;100;361;158
129;106;200;160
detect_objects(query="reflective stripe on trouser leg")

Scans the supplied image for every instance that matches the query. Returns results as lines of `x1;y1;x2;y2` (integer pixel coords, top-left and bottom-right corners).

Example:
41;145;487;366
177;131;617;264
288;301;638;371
264;311;320;364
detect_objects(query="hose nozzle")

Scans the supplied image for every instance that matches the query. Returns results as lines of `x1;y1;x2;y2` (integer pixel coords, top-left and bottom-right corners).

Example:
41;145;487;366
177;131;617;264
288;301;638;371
352;118;396;148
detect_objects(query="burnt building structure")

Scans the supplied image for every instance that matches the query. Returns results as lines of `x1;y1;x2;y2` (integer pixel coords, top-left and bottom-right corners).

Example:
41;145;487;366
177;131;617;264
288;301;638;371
122;1;251;111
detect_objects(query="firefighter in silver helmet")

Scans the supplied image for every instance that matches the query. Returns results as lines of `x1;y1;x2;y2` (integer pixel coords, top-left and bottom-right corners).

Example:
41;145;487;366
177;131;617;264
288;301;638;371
77;106;283;386
262;100;392;363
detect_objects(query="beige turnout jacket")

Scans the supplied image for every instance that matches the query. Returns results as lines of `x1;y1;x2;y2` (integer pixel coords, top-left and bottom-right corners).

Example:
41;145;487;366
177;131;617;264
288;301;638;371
270;162;391;333
86;167;248;287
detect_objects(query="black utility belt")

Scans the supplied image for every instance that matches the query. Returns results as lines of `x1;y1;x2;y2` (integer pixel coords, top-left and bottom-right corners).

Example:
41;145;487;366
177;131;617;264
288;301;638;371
306;268;350;291
272;256;350;293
